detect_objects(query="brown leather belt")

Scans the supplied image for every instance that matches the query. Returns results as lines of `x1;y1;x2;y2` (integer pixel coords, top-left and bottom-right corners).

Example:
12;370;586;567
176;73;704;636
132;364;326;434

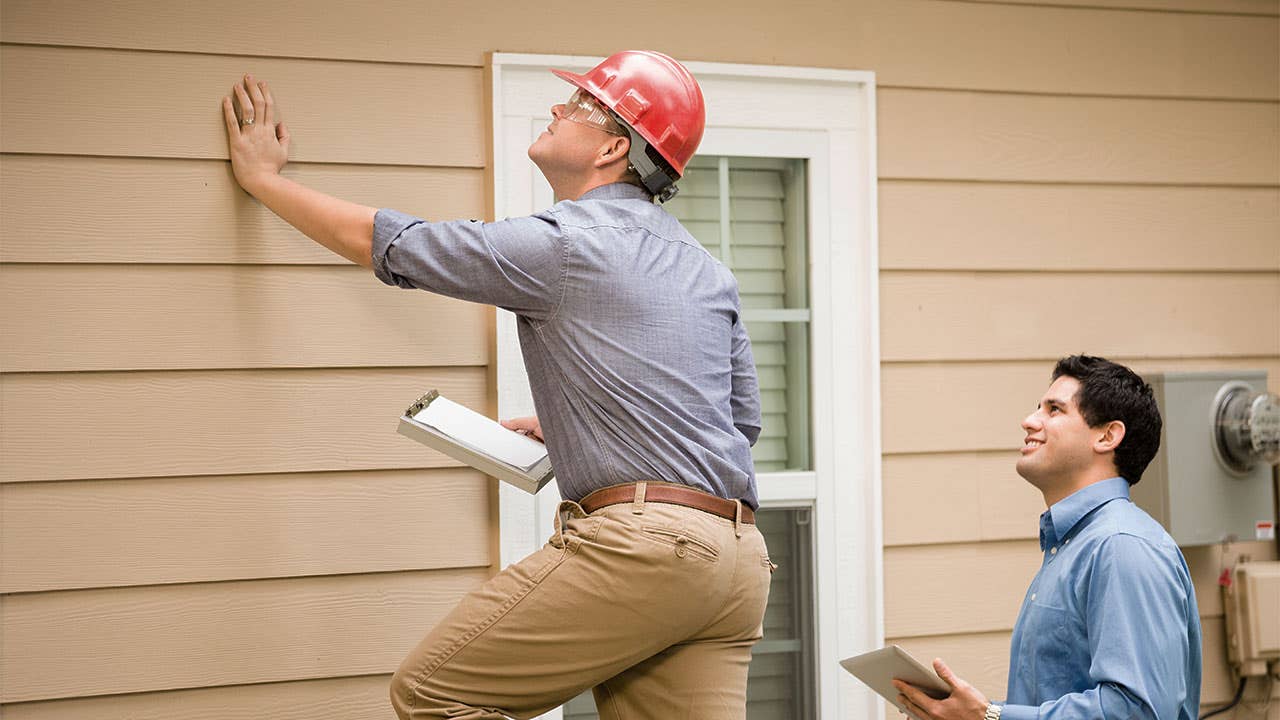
578;482;755;524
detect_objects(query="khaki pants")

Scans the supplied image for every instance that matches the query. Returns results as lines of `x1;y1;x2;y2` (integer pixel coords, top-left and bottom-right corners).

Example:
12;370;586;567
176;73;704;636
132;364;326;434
390;486;773;719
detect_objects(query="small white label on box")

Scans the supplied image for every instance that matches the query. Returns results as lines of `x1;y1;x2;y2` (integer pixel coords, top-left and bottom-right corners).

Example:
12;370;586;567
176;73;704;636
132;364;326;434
1257;522;1276;541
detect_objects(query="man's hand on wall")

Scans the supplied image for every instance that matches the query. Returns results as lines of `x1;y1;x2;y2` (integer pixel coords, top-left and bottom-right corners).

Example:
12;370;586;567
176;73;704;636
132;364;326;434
222;73;290;196
893;658;990;720
500;416;545;443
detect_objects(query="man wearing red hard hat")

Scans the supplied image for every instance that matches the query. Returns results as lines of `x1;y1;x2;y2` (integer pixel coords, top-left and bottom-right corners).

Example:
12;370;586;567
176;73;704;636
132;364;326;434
223;50;770;719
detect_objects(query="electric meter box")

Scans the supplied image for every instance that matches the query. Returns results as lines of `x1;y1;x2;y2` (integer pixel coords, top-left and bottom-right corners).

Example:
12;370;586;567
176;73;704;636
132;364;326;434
1133;371;1277;547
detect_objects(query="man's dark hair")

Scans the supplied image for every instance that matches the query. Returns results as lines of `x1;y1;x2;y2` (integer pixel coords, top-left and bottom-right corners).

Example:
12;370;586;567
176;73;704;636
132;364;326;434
1052;354;1162;485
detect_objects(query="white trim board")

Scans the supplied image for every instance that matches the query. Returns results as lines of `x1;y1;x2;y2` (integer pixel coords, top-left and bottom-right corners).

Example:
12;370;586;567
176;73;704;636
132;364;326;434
489;53;882;720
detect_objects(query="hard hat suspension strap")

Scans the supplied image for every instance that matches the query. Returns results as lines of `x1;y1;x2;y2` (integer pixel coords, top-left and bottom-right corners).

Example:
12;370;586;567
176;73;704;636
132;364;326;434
622;125;681;204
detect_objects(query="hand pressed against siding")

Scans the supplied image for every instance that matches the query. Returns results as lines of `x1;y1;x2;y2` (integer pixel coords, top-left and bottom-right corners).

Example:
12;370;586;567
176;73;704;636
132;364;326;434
216;75;376;268
893;659;990;720
222;73;290;195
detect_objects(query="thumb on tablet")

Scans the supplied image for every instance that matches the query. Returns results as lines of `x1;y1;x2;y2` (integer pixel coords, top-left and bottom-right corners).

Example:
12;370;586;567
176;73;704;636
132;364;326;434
934;658;959;691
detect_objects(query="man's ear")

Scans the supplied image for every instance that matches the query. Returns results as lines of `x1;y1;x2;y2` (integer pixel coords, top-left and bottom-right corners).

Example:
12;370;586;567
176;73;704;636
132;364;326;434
594;135;630;169
1094;420;1126;454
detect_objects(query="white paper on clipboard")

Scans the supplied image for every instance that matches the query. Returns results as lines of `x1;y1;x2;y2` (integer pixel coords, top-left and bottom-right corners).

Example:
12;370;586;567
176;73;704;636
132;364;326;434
397;390;554;494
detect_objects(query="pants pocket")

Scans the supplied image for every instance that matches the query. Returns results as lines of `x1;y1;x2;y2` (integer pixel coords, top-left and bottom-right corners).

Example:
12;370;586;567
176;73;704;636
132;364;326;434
640;524;720;561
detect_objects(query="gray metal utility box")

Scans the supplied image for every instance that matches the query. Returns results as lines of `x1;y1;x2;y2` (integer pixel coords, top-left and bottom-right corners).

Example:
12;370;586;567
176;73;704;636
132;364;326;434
1134;371;1276;547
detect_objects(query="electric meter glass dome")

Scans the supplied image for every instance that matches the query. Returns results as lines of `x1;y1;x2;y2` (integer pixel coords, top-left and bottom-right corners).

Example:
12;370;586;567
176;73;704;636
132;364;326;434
1212;382;1280;475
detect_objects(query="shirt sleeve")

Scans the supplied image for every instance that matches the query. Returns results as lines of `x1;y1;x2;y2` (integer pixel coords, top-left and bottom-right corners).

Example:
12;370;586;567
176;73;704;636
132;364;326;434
729;308;762;446
999;534;1195;720
371;207;566;322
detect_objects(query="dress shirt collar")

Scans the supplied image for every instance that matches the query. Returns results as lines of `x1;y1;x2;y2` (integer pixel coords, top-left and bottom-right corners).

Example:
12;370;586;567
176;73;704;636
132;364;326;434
579;182;652;202
1038;476;1130;551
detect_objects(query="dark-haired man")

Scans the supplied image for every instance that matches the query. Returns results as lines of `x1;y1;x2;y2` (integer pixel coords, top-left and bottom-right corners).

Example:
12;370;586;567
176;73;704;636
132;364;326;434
896;355;1201;720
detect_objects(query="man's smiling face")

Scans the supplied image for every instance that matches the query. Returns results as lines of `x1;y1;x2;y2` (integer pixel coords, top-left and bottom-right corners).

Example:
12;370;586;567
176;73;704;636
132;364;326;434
1016;375;1101;492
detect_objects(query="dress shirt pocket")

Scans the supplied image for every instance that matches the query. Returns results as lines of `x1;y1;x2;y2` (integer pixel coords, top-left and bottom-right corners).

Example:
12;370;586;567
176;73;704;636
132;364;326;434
1018;600;1080;691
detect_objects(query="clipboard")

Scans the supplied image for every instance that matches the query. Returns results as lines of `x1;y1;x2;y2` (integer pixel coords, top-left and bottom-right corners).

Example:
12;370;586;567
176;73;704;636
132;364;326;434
397;390;555;494
839;645;950;715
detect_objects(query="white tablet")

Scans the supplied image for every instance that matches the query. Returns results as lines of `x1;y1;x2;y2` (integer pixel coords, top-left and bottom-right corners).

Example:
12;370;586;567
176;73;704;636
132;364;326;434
839;645;951;714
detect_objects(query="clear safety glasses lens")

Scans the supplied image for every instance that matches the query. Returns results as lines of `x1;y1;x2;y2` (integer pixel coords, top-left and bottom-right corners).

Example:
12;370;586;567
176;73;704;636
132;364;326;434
562;89;626;136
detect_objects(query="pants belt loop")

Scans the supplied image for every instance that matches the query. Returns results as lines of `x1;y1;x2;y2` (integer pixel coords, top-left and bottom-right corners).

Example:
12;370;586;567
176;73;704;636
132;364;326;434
734;499;744;538
631;481;647;515
554;500;570;548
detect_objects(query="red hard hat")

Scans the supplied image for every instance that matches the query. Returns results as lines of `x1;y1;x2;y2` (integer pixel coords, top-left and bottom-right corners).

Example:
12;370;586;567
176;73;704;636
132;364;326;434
552;50;705;177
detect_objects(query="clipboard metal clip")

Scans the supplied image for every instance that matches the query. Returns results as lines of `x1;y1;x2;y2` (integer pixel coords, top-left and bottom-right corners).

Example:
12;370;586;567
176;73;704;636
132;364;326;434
405;389;440;418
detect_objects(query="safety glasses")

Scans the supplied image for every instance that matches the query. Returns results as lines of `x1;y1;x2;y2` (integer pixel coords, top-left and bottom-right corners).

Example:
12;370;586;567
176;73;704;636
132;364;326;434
559;88;627;137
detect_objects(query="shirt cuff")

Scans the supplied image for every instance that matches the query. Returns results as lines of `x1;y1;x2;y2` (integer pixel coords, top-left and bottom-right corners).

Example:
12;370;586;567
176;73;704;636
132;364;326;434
371;208;424;287
997;703;1039;720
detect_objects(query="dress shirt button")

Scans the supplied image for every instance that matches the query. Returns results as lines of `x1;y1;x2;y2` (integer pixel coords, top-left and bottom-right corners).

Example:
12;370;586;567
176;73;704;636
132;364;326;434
1031;593;1037;601
1050;547;1057;555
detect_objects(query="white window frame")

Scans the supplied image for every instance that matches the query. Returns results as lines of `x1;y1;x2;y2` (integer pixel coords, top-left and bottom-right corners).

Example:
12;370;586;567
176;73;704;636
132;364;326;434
489;53;883;720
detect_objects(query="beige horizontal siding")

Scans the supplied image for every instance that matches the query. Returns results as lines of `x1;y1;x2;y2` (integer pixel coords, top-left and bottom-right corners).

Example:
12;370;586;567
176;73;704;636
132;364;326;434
880;89;1280;184
0;468;491;593
0;367;487;482
974;0;1277;14
2;675;394;720
2;2;1276;716
883;451;1043;546
0;568;487;703
884;476;1277;638
0;156;485;264
880;182;1280;271
885;540;1042;637
0;45;483;166
880;273;1280;363
881;358;1280;455
3;1;1275;99
2;265;490;371
884;452;1280;551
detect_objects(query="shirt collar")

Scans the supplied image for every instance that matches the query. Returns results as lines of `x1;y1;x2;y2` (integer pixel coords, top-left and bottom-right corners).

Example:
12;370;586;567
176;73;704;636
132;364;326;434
1039;477;1130;550
578;182;652;202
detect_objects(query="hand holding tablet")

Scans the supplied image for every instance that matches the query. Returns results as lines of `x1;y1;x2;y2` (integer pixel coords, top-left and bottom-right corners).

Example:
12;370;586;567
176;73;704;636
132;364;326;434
839;645;950;717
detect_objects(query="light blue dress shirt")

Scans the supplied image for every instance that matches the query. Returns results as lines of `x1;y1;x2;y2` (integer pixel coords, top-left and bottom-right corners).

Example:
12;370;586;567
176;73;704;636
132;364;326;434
1001;477;1201;720
370;182;762;508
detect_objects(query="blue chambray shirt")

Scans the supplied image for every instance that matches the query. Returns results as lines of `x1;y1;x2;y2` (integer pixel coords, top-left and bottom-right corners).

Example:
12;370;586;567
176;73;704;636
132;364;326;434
1001;477;1201;720
371;182;762;508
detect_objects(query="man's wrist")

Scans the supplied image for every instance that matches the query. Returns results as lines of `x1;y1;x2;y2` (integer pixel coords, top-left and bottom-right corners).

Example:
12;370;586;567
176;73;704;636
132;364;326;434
983;703;1002;720
239;170;280;199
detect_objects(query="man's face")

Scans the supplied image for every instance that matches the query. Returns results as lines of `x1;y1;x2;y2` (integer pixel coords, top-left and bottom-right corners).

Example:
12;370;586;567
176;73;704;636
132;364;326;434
527;90;626;184
1016;376;1099;490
